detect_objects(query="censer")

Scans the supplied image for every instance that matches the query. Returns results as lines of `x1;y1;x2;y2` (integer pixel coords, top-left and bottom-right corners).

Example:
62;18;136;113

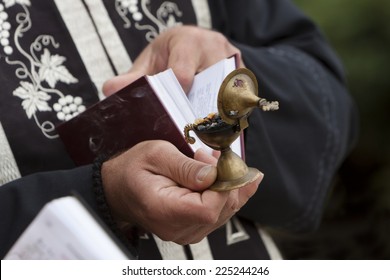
184;68;279;191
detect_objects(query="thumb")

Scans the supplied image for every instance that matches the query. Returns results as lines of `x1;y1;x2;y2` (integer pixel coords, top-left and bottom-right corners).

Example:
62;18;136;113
176;160;217;192
145;142;217;191
163;153;217;191
194;148;218;165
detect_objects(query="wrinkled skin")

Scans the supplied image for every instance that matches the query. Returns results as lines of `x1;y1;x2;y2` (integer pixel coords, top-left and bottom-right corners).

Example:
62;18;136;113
102;141;261;244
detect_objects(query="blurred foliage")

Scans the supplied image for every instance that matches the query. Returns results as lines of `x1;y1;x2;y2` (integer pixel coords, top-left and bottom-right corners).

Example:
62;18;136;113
294;0;390;156
274;0;390;259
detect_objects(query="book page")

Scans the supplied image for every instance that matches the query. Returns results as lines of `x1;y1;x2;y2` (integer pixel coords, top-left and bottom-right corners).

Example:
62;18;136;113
147;70;206;153
187;57;242;156
188;57;236;118
5;196;128;260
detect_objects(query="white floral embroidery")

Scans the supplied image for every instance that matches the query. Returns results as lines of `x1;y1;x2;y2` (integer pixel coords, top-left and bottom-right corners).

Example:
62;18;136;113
115;0;183;42
2;2;83;139
13;81;52;119
3;0;30;8
0;3;13;55
53;95;86;122
39;48;78;88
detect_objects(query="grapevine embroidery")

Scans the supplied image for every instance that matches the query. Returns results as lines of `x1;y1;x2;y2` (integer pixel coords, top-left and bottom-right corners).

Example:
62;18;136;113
1;1;84;139
115;0;183;42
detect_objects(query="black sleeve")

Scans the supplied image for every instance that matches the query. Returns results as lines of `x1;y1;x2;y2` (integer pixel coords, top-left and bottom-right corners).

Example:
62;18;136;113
0;165;97;258
209;0;359;232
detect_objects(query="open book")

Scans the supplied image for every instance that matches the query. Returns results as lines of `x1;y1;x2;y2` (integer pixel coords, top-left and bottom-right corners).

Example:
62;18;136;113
57;56;241;165
4;196;132;260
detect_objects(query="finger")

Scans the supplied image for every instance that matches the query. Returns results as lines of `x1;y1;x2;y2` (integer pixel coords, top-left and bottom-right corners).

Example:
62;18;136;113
144;184;229;237
199;175;263;234
102;43;168;96
102;71;144;96
174;160;217;191
165;187;230;225
183;176;263;244
130;42;169;75
145;142;217;191
194;148;218;165
211;150;221;159
167;50;198;93
149;176;262;244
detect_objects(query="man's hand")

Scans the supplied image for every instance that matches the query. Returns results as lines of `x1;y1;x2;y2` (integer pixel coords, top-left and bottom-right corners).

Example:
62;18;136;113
101;140;261;245
103;26;244;96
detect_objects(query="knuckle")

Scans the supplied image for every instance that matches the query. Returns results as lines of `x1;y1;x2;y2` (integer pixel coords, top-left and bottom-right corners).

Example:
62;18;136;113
174;71;193;91
188;235;205;245
214;32;230;48
141;140;171;161
214;32;228;45
175;237;190;246
157;232;176;243
185;25;203;37
199;209;219;225
227;193;241;213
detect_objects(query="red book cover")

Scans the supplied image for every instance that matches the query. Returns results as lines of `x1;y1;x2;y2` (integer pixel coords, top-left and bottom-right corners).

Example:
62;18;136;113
57;56;244;166
57;77;194;166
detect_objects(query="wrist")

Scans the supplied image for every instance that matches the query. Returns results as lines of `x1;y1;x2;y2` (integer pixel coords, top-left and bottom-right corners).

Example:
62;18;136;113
92;155;139;250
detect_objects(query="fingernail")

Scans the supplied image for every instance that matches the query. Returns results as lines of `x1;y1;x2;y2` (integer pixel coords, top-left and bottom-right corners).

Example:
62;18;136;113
197;165;213;182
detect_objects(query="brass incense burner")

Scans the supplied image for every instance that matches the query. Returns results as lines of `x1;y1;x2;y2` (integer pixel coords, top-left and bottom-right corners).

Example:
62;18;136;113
184;68;279;191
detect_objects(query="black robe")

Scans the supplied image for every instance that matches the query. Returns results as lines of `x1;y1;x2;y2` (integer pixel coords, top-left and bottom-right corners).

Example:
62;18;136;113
0;0;358;259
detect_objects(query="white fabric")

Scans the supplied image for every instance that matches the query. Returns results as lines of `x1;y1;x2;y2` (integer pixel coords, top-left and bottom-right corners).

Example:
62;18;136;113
191;0;212;28
257;225;284;260
84;0;133;75
0;122;21;186
54;0;115;100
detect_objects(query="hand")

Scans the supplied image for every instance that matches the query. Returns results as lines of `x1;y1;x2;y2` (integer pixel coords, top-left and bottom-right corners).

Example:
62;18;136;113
103;25;244;96
101;140;261;244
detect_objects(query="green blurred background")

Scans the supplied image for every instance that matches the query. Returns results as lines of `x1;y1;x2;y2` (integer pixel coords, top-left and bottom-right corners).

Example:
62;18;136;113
274;0;390;259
